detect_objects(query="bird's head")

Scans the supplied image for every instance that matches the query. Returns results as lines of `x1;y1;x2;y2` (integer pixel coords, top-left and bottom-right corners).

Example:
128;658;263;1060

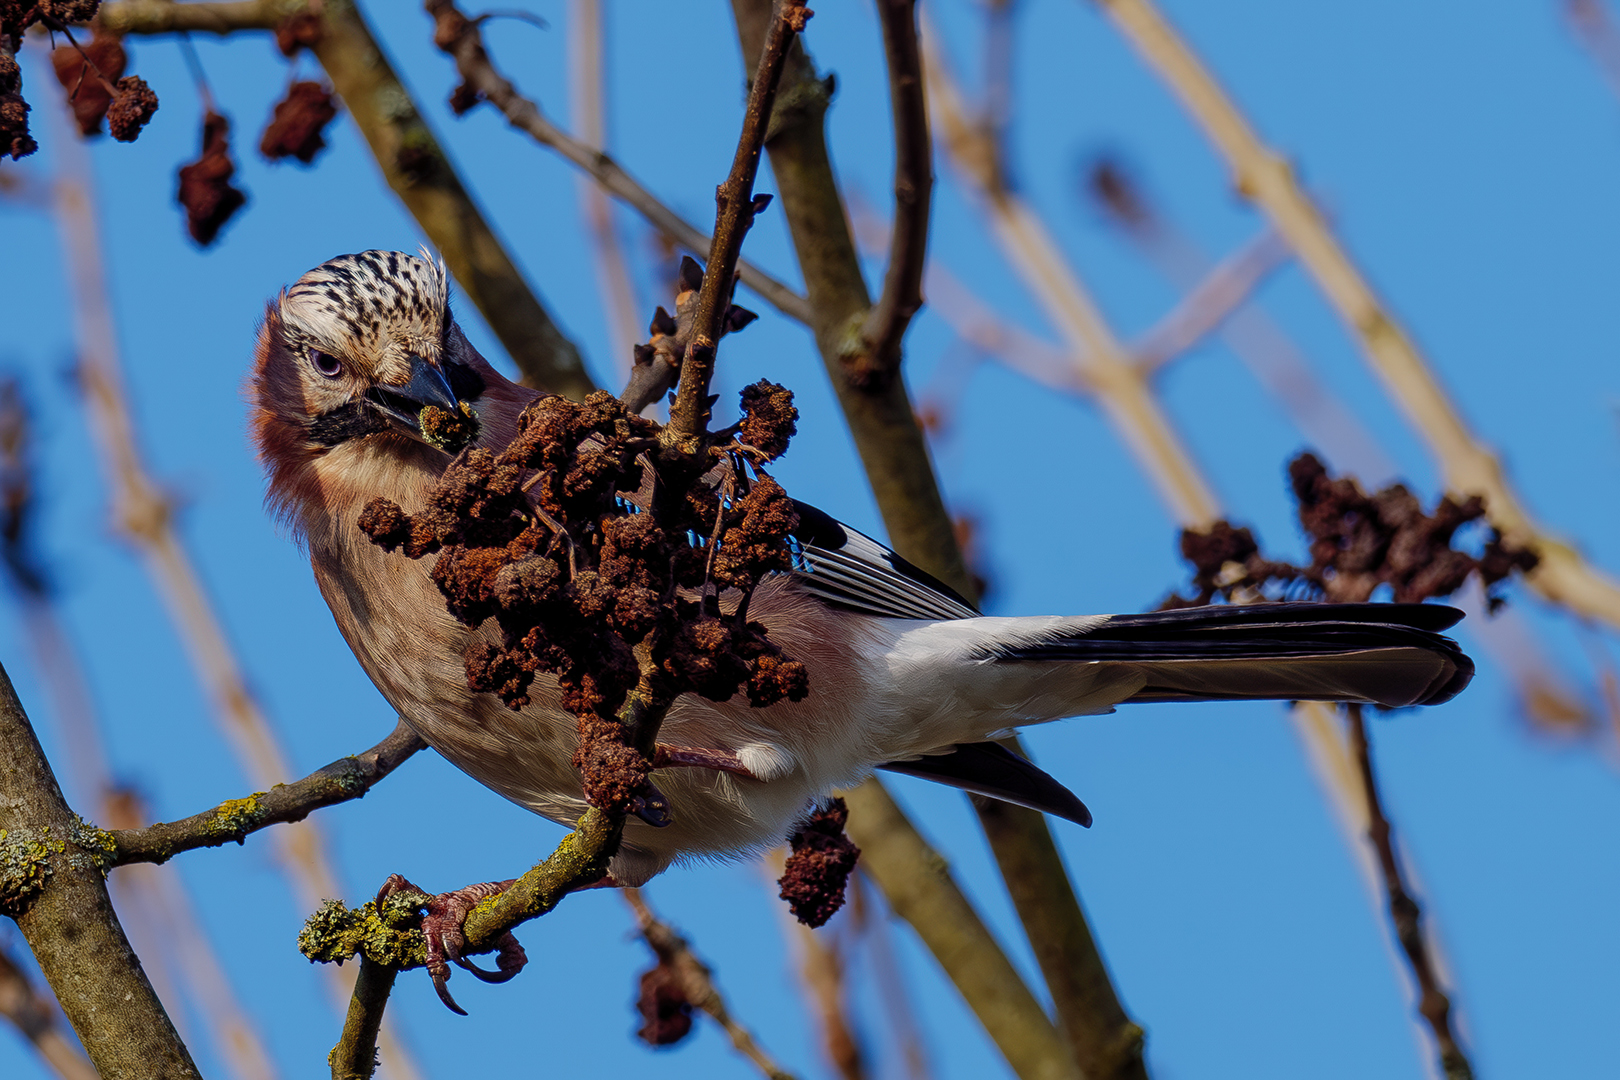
250;250;517;530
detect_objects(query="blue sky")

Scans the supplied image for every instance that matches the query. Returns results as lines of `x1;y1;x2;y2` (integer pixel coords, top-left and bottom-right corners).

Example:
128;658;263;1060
2;2;1619;1078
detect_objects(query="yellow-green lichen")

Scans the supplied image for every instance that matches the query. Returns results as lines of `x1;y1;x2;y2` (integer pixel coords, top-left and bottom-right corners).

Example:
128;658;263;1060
209;794;268;843
0;826;61;915
299;897;426;969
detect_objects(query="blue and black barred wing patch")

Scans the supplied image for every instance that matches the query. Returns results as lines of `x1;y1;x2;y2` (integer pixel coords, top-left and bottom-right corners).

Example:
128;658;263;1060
787;500;979;621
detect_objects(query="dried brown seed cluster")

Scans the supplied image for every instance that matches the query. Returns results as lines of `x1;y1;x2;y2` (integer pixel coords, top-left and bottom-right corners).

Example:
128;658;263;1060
50;28;124;136
0;51;31;160
274;10;322;57
358;386;808;817
176;110;245;244
777;798;860;928
634;958;694;1046
1168;452;1539;610
259;80;337;165
737;380;796;462
105;74;156;142
418;402;480;454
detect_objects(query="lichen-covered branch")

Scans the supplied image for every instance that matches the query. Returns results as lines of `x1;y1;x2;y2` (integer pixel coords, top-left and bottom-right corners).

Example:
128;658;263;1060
0;946;97;1080
858;0;931;369
102;0;594;397
328;957;398;1080
667;0;810;442
838;781;1080;1080
1344;706;1475;1080
425;0;811;327
109;718;426;867
625;888;801;1080
1095;0;1620;629
0;661;200;1077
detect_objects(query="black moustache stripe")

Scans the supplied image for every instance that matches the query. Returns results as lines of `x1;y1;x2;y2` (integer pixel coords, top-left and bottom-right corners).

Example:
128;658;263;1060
306;401;390;447
303;361;485;448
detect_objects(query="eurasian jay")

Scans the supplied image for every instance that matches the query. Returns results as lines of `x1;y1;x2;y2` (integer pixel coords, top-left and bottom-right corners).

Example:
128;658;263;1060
251;250;1472;896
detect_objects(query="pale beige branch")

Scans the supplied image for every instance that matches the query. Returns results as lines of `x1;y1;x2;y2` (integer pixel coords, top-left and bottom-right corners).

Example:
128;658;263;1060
1091;175;1592;731
623;888;801;1080
923;20;1219;528
569;0;643;373
1096;0;1620;630
45;97;420;1080
851;872;933;1080
1129;227;1290;375
922;19;1436;1038
0;946;97;1080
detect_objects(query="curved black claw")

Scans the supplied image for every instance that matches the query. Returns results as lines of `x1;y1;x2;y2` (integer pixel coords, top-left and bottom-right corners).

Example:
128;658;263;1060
377;876;522;1014
455;932;527;983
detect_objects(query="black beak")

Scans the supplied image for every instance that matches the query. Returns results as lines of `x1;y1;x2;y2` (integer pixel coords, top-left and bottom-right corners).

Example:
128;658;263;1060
365;354;460;439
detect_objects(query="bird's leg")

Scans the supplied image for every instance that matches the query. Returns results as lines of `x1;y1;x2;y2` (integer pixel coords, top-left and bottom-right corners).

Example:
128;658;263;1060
652;744;758;779
375;873;528;1016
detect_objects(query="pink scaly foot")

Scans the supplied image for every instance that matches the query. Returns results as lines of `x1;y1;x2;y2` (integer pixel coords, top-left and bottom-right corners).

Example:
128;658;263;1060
375;874;528;1015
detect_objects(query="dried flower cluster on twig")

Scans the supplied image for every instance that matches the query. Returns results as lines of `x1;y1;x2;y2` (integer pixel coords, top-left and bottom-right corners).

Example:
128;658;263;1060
1167;452;1538;611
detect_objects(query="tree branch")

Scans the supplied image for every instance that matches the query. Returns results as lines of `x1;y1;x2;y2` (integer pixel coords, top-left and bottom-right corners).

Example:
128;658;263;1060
1129;227;1290;375
0;661;200;1077
974;788;1147;1080
839;780;1080;1080
1095;0;1620;630
102;0;595;397
625;888;801;1080
667;0;810;442
329;957;398;1080
858;0;931;369
1345;705;1475;1080
109;719;426;868
425;0;812;327
731;0;972;600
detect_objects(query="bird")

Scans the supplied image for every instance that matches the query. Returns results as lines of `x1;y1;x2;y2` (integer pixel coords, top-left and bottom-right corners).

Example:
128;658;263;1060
252;249;1473;901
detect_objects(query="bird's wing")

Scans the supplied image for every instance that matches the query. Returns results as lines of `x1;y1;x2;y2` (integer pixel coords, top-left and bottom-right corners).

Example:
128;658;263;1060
787;500;980;621
879;742;1093;827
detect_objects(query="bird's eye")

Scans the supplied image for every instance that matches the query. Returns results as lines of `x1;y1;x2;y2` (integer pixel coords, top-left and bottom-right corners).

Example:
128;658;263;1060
310;350;343;378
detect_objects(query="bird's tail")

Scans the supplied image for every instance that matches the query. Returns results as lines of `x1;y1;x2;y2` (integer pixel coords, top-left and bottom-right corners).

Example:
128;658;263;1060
988;602;1473;709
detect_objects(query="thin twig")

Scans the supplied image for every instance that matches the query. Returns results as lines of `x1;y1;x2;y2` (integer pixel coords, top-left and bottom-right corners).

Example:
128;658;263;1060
1128;227;1291;375
109;719;427;867
102;0;594;398
762;848;867;1080
1344;705;1475;1080
625;888;801;1080
729;0;972;599
858;0;932;370
0;945;97;1080
851;872;933;1080
1096;0;1620;629
426;0;812;327
667;0;811;441
569;0;643;372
